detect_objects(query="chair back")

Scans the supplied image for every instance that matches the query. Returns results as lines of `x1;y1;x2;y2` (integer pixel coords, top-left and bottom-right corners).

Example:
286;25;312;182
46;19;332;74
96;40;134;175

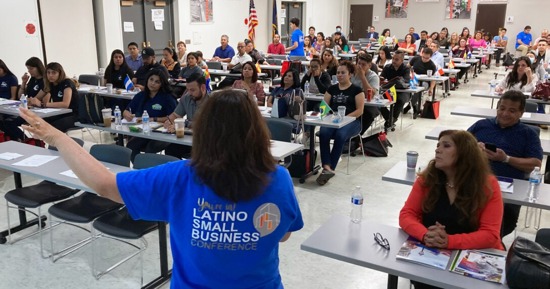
526;124;541;136
133;153;180;169
48;137;85;151
206;61;223;70
90;144;132;167
78;74;101;85
525;101;538;113
535;228;550;249
265;118;293;142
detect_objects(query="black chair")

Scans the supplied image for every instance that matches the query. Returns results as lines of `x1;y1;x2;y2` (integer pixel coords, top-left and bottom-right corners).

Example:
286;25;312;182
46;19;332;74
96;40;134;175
205;61;222;70
47;144;130;262
3;138;84;255
91;153;179;282
78;74;101;86
535;228;550;249
265;118;294;167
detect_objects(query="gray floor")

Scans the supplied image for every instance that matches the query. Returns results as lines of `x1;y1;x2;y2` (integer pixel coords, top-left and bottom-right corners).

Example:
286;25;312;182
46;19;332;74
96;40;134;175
0;64;547;289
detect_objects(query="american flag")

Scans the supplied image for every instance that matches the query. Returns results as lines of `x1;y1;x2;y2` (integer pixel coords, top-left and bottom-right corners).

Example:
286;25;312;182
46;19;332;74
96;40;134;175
248;0;258;42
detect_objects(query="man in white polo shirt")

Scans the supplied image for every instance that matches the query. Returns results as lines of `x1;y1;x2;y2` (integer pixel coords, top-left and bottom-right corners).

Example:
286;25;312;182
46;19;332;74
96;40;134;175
228;41;253;70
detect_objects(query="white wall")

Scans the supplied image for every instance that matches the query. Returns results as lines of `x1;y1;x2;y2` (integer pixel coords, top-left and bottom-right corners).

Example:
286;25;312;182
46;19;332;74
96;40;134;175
302;0;348;39
0;0;43;80
94;0;124;68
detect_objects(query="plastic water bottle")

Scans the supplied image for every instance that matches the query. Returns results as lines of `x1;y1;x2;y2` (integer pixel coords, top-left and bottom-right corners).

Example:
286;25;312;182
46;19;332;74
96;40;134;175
528;167;541;202
489;80;496;95
350;186;364;223
142;110;150;134
114;105;122;127
448;49;453;59
20;94;28;109
304;81;310;95
467;51;472;59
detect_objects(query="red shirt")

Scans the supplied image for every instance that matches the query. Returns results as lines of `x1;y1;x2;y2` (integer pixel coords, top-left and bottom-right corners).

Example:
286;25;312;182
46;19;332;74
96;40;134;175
268;43;286;55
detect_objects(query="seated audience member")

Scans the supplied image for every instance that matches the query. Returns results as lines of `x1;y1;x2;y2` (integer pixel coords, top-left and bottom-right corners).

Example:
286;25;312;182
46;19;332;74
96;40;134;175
1;57;44;141
212;34;235;63
300;58;331;95
350;54;379;151
316;61;364;186
244;39;265;64
267;34;286;55
333;32;348;52
335;25;346;39
195;51;209;69
357;49;378;74
303;36;317;57
324;37;335;51
160;47;181;79
532;29;549;49
176;41;188;66
163;73;209;159
379;29;395;46
228;42;253;70
367;26;379;42
468;91;542;238
415;30;429;53
439;28;449;49
308;26;317;46
314;32;325;51
409;27;420;41
468;31;487;49
460;27;471;40
527;51;546;82
286;18;305;57
374;46;392;70
397;33;416;56
452;38;472;85
534;39;550;65
179;52;203;80
125;42;143;72
495;56;538;94
267;69;301;107
320;49;338;76
0;59;18;100
380;51;410;130
18;88;303;289
103;49;135;110
408;48;437;117
430;32;439;42
232;61;265;106
400;130;504;289
448;32;459;51
493;28;508;67
124;69;177;162
516;25;533;56
133;47;169;90
429;41;444;69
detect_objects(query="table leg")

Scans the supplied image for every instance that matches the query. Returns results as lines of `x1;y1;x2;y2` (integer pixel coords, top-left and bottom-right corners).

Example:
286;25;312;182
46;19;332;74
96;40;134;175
116;133;124;146
387;274;398;289
0;172;47;244
141;222;172;289
299;125;321;183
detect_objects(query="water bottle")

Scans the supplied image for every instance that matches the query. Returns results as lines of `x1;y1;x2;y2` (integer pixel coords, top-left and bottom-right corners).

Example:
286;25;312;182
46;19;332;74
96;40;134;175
448;49;453;59
350;186;364;223
114;105;122;127
489;80;496;95
304;81;310;95
528;167;541;202
142;110;150;134
20;94;28;109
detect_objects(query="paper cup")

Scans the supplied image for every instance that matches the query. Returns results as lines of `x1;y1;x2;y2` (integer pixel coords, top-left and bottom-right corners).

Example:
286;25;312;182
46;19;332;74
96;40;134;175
174;118;185;138
101;108;112;127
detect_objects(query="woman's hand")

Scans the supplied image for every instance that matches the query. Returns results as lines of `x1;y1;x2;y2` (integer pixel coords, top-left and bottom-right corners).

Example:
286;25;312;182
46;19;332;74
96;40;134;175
21;73;30;85
28;97;41;107
19;107;64;147
424;222;448;248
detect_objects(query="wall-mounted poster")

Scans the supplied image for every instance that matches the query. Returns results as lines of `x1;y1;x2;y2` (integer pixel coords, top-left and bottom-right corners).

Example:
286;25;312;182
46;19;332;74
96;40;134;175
385;0;408;18
191;0;213;23
445;0;472;19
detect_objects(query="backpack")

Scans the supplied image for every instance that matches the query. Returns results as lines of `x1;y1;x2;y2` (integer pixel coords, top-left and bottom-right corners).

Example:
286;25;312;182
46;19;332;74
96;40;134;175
78;93;105;125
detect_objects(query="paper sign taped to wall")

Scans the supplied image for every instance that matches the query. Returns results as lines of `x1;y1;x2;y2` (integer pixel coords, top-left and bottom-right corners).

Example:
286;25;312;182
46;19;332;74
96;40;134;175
152;9;165;21
154;21;163;31
123;22;134;32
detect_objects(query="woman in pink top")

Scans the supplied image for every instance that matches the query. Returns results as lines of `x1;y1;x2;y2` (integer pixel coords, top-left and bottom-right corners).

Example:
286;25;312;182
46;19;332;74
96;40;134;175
232;61;265;105
468;31;487;49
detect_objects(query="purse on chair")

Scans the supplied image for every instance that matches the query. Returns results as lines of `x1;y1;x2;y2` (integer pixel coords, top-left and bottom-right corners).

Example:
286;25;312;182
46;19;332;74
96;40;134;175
506;236;550;289
532;81;550;101
288;89;306;121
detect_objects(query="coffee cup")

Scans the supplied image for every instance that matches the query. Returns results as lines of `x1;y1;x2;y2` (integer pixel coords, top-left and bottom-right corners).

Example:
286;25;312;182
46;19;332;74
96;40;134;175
427;70;433;77
407;151;419;169
106;83;113;93
101;108;112;127
337;106;346;121
174;118;185;138
222;63;228;71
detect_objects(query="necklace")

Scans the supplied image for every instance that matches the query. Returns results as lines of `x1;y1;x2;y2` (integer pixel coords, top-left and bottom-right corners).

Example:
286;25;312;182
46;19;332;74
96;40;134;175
445;182;455;189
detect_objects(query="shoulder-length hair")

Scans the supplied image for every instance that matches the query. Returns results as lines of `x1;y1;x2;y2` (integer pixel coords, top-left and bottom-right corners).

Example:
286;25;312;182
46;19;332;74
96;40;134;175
282;69;300;89
377;46;392;64
0;59;15;77
240;61;258;83
44;62;67;93
191;89;276;202
25;57;46;78
419;130;493;228
144;68;172;96
506;56;531;89
321;49;338;69
105;49;131;81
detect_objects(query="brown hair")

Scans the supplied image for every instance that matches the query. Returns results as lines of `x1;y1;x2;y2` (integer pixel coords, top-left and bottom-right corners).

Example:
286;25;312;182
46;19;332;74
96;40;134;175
420;130;493;228
44;62;67;93
191;89;276;202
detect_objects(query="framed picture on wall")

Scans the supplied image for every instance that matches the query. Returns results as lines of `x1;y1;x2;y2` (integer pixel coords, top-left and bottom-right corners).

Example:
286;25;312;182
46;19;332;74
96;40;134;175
445;0;472;19
385;0;408;18
190;0;214;23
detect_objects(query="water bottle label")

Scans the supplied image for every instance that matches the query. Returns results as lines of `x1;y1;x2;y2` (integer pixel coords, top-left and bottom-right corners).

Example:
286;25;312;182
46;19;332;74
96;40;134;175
351;197;363;205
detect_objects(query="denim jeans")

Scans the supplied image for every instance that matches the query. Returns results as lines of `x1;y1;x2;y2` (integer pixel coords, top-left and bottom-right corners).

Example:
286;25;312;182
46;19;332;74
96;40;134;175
319;119;361;170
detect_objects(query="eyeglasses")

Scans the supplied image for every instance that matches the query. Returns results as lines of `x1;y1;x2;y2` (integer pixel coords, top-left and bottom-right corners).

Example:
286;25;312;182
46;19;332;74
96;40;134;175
374;232;390;250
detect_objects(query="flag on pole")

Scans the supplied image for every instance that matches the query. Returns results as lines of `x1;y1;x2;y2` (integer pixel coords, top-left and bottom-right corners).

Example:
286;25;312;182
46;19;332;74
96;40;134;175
319;99;332;118
203;68;211;93
448;59;455;69
124;75;134;92
438;67;445;76
384;85;397;102
248;0;258;42
272;0;278;39
350;45;356;53
410;69;419;85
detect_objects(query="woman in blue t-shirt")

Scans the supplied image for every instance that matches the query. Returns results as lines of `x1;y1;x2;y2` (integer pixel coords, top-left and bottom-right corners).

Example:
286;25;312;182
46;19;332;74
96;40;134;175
123;69;177;161
267;69;301;107
0;59;19;100
317;61;364;185
19;89;303;289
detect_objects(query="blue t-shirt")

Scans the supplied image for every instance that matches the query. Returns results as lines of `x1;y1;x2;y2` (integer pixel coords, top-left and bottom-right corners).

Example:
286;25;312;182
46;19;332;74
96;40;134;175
0;74;18;99
468;118;543;179
49;79;79;114
116;161;304;289
213;45;236;59
290;29;305;57
516;31;532;49
125;91;176;118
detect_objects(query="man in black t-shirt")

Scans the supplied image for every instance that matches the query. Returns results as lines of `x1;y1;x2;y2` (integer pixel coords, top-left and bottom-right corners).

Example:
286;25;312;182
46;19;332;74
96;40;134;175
408;48;437;117
380;51;410;130
132;47;169;90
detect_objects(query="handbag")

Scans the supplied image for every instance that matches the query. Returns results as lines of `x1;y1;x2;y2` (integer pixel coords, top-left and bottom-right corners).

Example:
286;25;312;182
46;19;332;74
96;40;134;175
421;100;440;119
381;76;409;90
78;93;105;125
532;81;550;101
503;52;515;67
361;132;392;157
271;96;289;118
506;236;550;289
288;89;306;121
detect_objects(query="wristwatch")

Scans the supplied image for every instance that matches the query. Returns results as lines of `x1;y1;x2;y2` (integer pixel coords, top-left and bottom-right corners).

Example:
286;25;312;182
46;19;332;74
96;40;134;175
503;155;510;163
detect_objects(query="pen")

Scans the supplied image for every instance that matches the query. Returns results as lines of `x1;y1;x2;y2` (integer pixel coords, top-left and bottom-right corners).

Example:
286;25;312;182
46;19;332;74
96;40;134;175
506;182;513;188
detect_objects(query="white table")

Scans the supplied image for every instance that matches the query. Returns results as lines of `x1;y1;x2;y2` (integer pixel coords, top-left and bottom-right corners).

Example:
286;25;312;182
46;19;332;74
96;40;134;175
301;215;507;289
0;103;73;118
78;85;138;100
304;94;395;108
451;105;550;125
470;90;540;109
416;74;450;98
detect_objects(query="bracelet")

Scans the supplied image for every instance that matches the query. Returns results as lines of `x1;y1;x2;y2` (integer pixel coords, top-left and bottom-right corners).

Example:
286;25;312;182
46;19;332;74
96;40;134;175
503;155;510;163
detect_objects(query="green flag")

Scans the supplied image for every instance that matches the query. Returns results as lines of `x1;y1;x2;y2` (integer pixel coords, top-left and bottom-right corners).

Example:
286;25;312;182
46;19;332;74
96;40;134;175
319;99;332;118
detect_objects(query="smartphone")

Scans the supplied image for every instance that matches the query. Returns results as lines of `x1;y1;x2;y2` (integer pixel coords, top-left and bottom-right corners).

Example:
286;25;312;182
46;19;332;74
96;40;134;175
485;143;497;152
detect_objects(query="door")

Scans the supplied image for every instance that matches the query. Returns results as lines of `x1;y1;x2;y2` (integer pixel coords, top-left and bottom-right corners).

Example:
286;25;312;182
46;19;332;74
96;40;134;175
281;2;304;47
474;4;506;38
349;5;373;41
121;0;174;56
